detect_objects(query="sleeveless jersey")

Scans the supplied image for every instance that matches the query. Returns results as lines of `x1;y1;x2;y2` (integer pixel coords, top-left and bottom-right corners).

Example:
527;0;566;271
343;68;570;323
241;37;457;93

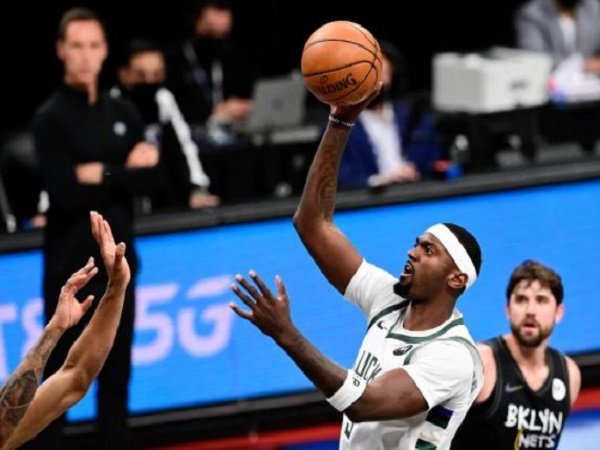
450;336;571;450
341;260;483;450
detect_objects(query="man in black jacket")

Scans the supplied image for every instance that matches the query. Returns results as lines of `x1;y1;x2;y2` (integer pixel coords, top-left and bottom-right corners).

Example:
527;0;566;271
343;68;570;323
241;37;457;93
24;7;161;450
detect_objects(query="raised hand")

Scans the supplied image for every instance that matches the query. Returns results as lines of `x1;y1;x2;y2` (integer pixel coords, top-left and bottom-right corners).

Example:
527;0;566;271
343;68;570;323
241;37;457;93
48;258;98;332
89;211;130;288
330;81;383;123
230;270;292;341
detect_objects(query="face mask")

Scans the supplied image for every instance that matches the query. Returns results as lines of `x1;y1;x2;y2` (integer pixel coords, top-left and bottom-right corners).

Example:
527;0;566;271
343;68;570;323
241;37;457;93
128;83;161;123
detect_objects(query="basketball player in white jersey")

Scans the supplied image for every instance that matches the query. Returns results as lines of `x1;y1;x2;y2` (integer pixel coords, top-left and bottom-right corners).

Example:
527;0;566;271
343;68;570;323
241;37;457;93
230;85;484;449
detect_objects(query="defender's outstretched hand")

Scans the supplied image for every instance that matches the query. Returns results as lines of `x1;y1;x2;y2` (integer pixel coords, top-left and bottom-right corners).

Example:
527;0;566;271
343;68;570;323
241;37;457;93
48;258;98;332
0;213;133;450
90;211;130;288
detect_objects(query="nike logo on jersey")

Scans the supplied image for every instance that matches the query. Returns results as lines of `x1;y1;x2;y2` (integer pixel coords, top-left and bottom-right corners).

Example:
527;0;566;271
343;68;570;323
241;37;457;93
393;345;413;356
376;321;388;330
505;383;524;393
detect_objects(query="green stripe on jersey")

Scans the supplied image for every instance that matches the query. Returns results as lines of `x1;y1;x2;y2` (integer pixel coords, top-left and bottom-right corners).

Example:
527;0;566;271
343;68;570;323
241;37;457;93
415;438;437;450
367;301;407;330
387;317;465;343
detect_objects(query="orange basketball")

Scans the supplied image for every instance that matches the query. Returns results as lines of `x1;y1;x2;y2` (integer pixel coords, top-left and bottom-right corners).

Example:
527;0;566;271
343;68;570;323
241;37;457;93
301;21;382;106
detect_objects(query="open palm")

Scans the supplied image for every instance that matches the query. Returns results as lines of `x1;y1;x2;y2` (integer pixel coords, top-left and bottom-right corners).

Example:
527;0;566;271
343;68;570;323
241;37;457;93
90;211;130;286
51;258;98;330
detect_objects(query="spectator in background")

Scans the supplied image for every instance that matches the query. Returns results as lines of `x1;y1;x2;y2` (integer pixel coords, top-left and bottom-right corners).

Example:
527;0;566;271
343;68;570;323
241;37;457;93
451;260;581;449
113;38;220;211
24;7;161;450
514;0;600;73
514;0;600;154
0;130;46;231
165;0;257;144
339;40;442;189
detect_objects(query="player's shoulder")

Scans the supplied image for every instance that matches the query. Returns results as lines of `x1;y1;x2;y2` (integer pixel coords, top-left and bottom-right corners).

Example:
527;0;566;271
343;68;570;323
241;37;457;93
476;340;498;374
476;341;495;357
415;336;476;366
548;344;577;367
564;355;581;378
565;355;582;405
470;339;499;404
351;259;398;288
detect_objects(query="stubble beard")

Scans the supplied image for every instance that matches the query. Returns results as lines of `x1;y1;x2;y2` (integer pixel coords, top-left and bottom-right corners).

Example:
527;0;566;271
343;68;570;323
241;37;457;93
511;321;553;348
393;280;410;299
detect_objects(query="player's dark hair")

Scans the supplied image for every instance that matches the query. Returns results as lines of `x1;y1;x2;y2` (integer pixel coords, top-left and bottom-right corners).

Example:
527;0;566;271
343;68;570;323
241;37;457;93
506;260;564;305
443;223;482;276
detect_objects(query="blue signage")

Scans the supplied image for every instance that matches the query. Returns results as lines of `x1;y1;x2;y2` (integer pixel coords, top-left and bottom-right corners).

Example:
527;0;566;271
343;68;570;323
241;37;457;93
0;179;598;421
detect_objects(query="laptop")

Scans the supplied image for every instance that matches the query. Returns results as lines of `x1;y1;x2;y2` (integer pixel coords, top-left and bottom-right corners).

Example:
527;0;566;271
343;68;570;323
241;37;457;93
238;74;307;134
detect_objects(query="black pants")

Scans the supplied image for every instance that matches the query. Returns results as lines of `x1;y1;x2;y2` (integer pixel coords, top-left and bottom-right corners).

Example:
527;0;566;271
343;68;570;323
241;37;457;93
22;272;136;450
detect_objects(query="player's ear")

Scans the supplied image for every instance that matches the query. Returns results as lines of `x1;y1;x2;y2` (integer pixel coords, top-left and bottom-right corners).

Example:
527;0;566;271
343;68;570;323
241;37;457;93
554;302;565;324
448;271;467;290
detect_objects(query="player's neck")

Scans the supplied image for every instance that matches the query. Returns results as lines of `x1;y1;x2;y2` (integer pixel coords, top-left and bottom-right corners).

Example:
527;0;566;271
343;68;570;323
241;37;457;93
403;301;454;331
505;333;548;369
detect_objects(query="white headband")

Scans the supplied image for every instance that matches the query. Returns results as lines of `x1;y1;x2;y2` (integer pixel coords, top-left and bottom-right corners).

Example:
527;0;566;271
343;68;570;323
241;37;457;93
426;224;477;289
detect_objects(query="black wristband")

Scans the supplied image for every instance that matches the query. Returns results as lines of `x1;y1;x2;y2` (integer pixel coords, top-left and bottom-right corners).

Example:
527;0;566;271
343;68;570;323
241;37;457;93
328;114;354;128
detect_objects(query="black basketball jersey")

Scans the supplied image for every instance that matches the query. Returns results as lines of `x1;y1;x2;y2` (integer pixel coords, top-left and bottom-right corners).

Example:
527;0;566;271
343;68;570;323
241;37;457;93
450;336;572;450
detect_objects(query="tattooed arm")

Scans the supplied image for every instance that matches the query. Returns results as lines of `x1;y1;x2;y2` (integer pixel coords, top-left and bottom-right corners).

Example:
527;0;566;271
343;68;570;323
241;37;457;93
293;85;381;294
0;326;63;446
3;212;130;450
231;272;429;422
0;258;97;448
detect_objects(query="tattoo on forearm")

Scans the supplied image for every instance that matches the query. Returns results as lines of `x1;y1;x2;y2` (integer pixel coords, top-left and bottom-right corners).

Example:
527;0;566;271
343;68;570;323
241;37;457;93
314;131;349;219
285;332;342;396
0;371;38;424
0;328;59;438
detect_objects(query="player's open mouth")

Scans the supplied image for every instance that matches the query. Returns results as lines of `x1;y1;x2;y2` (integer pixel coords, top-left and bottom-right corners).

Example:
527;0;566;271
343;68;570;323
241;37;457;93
401;261;414;278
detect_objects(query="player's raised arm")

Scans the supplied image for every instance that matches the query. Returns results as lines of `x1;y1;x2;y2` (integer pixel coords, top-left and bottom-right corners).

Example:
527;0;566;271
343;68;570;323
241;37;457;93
294;22;385;294
3;212;130;449
293;86;381;294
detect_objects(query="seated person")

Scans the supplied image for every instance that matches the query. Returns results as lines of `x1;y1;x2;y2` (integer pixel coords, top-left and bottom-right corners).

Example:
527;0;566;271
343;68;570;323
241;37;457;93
514;0;600;73
339;41;443;189
514;0;600;153
164;0;257;144
113;38;220;210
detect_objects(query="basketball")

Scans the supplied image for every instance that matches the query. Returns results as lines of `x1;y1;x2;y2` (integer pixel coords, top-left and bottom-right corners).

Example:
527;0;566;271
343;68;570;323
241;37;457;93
301;21;383;106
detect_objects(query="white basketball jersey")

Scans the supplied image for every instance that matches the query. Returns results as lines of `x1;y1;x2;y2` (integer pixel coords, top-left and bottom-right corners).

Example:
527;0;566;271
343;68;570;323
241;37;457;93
340;260;483;450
